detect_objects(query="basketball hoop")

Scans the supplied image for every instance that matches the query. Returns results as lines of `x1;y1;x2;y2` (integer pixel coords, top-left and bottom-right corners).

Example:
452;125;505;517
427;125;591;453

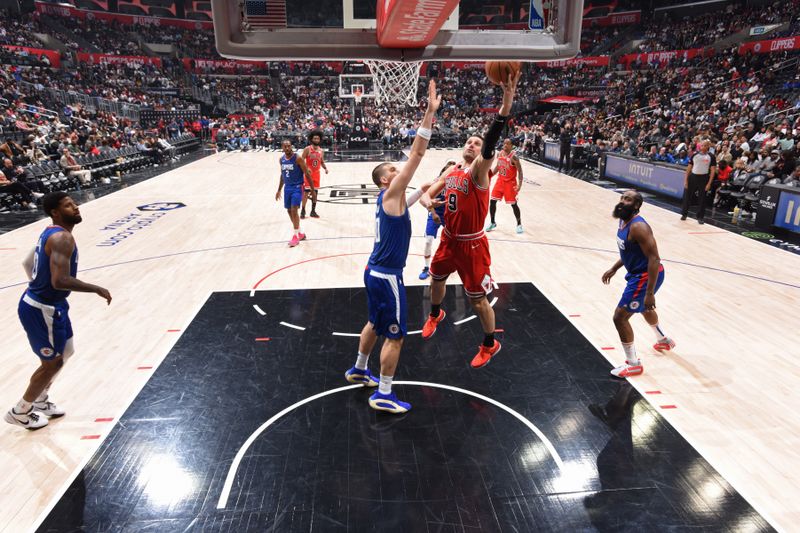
354;88;363;106
363;60;423;107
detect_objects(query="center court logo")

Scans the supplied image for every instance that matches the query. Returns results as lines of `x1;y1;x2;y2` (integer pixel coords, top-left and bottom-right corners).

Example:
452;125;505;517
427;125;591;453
317;184;382;205
97;202;186;246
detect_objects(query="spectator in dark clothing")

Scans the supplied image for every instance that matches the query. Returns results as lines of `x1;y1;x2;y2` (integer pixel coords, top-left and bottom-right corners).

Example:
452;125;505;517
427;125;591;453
1;138;29;165
558;126;572;172
1;158;42;209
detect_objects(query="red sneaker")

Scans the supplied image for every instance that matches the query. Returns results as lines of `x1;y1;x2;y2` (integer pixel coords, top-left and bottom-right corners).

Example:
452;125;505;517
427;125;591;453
470;340;501;368
610;361;643;378
298;232;307;241
653;338;675;351
288;235;300;247
421;310;446;339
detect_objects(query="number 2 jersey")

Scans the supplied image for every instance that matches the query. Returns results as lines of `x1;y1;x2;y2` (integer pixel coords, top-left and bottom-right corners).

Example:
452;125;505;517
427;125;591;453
442;164;489;239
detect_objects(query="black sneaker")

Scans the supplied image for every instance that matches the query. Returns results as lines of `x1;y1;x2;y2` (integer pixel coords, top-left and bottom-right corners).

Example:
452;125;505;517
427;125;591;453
680;215;687;221
310;211;320;218
300;210;306;219
698;219;705;225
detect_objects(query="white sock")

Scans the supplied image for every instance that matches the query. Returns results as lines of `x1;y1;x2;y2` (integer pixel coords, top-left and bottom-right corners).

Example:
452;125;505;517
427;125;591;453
14;399;32;414
622;342;639;365
35;386;50;403
424;236;433;267
294;228;300;236
650;323;667;341
355;352;369;370
379;374;393;395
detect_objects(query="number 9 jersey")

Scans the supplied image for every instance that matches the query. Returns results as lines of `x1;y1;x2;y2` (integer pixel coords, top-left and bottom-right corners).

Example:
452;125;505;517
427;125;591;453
441;164;489;238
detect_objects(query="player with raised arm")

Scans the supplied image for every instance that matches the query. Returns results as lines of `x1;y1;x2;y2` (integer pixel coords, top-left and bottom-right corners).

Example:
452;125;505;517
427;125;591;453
419;71;521;368
344;80;441;414
6;192;112;430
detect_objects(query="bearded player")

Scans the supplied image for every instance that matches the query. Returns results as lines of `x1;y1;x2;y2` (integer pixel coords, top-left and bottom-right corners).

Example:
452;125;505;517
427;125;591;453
602;190;675;378
419;70;520;368
486;138;524;234
301;130;328;219
6;192;112;430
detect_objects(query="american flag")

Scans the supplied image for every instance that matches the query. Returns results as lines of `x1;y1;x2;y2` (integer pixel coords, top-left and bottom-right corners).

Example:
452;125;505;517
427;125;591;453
243;0;287;28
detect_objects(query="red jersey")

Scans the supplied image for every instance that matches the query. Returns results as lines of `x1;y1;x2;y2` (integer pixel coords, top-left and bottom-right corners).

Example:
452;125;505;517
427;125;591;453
496;150;518;183
442;165;489;239
304;145;323;178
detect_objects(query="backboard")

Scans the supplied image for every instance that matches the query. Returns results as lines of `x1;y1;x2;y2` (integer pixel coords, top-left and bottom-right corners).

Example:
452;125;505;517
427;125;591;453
211;0;583;62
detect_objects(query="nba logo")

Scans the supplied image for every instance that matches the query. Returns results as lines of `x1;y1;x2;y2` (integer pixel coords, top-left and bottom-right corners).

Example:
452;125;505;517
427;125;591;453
529;0;545;30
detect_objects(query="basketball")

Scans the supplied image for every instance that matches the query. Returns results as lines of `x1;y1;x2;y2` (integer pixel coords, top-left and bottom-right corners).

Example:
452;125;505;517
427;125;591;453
485;61;522;85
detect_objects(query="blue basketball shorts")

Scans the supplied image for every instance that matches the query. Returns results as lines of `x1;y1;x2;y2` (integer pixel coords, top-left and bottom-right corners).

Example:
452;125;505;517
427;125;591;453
618;267;665;313
425;213;443;238
283;184;303;209
18;292;73;359
364;266;407;339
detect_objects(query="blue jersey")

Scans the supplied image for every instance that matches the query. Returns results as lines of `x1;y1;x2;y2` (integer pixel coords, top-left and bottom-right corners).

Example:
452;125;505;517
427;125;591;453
280;153;305;187
430;181;446;220
27;226;77;304
617;215;649;277
368;189;412;272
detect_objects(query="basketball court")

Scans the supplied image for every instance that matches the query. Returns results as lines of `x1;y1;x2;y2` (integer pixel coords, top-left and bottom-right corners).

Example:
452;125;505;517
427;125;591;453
2;1;800;531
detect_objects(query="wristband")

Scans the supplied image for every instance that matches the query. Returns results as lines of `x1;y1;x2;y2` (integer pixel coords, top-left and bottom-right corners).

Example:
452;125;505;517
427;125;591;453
417;127;432;140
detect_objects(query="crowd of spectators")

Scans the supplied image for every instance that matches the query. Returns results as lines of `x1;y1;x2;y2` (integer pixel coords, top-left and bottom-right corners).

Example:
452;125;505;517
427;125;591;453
636;1;798;52
2;1;800;212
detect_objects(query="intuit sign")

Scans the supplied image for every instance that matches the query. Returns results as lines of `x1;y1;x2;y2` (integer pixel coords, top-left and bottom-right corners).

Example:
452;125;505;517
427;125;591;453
603;154;685;199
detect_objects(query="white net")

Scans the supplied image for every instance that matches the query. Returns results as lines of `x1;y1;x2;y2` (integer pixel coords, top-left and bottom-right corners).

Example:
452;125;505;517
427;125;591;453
363;60;423;107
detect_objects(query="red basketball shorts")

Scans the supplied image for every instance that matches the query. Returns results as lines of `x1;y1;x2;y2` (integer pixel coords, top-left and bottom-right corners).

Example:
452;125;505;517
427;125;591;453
429;234;493;298
304;173;321;190
491;180;518;204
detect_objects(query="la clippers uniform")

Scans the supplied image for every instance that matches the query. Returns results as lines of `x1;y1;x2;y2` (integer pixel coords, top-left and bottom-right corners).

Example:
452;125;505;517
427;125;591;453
616;215;664;313
490;150;519;204
280;153;305;209
365;190;411;339
18;226;77;359
304;145;323;190
425;177;447;238
430;164;493;298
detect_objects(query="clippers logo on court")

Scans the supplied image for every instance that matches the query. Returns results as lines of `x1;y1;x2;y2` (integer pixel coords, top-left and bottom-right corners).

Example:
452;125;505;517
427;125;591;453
317;184;382;205
137;202;186;212
97;202;186;246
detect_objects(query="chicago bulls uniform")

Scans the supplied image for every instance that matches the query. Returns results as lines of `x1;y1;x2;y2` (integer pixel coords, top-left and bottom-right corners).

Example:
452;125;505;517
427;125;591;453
304;145;323;190
490;150;519;204
429;164;493;298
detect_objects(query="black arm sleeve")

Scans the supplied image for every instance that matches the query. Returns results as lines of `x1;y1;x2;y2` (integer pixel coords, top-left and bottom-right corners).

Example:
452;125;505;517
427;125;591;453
482;115;508;160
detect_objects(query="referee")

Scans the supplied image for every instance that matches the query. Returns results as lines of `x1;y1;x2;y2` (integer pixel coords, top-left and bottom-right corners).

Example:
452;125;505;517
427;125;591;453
681;140;716;224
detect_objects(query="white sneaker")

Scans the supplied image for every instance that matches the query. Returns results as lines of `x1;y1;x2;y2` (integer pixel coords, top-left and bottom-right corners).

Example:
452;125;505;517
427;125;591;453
610;360;643;378
4;408;49;430
33;398;65;418
516;224;524;234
